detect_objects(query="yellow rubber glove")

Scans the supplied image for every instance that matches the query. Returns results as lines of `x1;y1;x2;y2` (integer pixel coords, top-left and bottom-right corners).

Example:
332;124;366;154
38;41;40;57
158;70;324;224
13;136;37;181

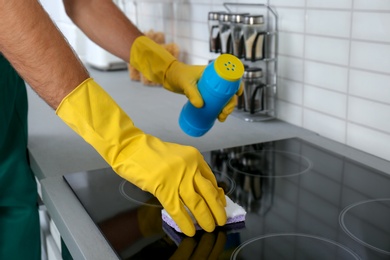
56;78;227;236
130;36;243;122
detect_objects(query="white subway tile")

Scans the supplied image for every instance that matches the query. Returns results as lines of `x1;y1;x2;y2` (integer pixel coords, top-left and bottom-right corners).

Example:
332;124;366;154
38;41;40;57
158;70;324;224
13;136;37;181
175;3;210;22
277;8;306;33
349;70;390;104
352;12;390;43
304;61;348;92
137;9;171;33
307;0;352;9
214;0;260;12
354;0;390;11
269;0;305;7
347;123;390;162
74;29;88;59
305;36;350;65
40;0;73;24
187;55;209;65
277;78;303;104
350;41;390;74
56;23;78;52
122;1;137;20
164;20;176;41
212;0;237;5
304;85;347;118
278;32;305;57
277;100;303;126
303;109;347;143
234;0;268;4
185;0;213;4
306;10;351;38
278;56;304;81
180;38;209;63
137;3;162;18
175;20;208;41
174;3;191;21
348;96;390;133
209;5;228;12
175;38;190;62
195;5;213;23
192;22;209;41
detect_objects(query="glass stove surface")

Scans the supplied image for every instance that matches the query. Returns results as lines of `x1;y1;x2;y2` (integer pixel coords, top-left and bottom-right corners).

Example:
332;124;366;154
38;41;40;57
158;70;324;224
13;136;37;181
63;138;390;259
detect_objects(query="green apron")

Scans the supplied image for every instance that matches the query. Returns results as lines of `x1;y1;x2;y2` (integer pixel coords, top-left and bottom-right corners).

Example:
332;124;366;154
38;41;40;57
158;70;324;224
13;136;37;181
0;54;40;259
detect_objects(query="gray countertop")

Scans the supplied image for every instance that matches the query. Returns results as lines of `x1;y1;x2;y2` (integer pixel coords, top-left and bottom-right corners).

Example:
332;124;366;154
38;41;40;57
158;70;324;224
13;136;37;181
27;68;390;259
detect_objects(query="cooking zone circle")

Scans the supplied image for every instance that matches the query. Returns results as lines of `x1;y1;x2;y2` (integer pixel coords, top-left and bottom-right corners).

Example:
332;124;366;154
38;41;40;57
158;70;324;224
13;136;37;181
231;233;361;260
119;180;161;207
228;150;312;177
339;198;390;255
119;170;236;207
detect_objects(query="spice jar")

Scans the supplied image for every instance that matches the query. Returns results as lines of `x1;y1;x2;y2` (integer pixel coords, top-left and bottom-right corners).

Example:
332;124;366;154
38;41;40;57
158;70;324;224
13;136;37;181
242;67;264;114
218;13;232;54
242;15;266;61
229;13;249;58
208;11;226;53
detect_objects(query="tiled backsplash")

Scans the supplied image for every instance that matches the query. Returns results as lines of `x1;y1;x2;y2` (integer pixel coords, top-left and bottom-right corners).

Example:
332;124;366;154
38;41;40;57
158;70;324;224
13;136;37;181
42;0;390;162
266;0;390;162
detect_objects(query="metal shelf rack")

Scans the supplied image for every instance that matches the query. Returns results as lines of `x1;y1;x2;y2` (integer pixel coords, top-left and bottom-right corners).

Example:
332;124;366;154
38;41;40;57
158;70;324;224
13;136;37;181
221;3;279;122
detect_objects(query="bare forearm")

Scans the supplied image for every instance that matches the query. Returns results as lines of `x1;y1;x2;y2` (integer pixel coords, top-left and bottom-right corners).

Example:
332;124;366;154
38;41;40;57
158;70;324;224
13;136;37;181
0;0;89;109
64;0;143;62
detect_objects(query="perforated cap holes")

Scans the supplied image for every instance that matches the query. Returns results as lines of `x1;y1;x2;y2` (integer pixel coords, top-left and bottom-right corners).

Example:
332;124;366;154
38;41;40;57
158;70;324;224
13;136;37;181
214;53;244;81
224;61;236;71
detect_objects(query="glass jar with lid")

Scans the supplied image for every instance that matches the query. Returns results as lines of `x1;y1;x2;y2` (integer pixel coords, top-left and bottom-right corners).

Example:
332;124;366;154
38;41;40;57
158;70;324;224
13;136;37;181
242;67;264;114
218;13;232;54
229;13;249;58
242;15;266;61
208;11;226;53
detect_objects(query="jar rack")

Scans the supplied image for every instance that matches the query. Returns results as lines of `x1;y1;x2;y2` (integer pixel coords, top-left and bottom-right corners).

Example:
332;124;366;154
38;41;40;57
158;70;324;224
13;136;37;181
219;3;278;122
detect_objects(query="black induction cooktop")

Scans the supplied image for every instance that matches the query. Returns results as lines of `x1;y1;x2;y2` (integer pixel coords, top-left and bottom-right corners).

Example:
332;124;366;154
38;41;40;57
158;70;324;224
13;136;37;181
63;138;390;259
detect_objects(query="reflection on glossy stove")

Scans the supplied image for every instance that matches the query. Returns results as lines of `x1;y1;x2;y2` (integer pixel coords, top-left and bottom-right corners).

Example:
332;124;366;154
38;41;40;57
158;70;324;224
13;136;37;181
64;138;390;259
119;170;236;208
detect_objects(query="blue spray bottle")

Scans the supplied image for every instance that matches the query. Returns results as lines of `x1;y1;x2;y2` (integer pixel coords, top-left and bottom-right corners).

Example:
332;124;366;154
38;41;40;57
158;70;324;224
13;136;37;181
179;54;244;137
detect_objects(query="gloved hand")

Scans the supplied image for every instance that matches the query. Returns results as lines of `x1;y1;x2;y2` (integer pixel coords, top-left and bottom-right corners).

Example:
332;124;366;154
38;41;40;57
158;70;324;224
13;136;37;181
56;78;227;236
130;36;243;122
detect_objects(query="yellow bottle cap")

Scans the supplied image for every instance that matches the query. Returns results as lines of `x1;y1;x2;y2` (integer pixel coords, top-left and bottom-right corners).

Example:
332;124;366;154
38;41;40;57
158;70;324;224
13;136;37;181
214;54;245;81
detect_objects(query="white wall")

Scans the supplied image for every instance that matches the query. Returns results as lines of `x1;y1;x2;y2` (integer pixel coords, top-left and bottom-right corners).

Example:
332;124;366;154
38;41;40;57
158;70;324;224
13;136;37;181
267;0;390;163
39;0;88;59
41;0;390;162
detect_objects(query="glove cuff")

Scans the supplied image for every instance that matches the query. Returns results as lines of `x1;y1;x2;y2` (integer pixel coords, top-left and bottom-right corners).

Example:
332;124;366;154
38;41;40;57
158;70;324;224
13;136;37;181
56;78;144;168
130;36;176;85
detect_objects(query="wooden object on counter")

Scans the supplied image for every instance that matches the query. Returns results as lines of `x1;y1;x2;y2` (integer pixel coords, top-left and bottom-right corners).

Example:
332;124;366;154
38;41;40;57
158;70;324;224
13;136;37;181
145;29;166;44
129;65;141;81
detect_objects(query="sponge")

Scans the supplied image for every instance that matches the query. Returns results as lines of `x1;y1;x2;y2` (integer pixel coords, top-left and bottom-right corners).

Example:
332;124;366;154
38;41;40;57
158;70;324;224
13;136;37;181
161;196;246;233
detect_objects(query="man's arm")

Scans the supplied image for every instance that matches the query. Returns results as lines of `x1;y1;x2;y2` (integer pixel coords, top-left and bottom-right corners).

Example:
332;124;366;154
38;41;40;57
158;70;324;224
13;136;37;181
63;0;143;62
0;0;88;109
0;0;227;237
